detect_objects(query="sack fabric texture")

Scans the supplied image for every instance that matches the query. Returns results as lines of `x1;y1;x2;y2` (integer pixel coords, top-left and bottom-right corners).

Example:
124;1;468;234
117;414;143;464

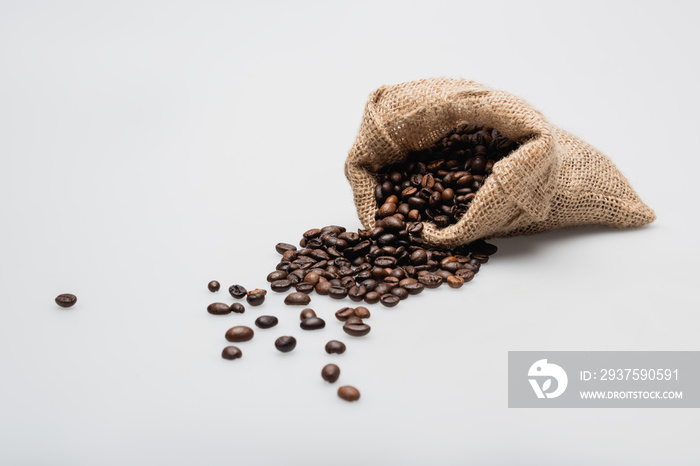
344;78;656;248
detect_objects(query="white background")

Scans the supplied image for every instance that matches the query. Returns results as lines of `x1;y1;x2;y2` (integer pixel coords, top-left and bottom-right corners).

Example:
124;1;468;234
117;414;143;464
1;1;699;464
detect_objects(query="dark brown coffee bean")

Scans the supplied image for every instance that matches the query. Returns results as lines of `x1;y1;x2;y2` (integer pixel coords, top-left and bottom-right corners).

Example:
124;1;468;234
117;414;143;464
285;292;311;305
335;307;355;321
275;336;296;353
381;215;406;231
348;285;367;302
303;228;322;239
378;202;397;217
300;316;326;330
374;256;397;267
55;293;77;308
221;346;242;360
315;281;332;295
345;316;363;325
328;286;348;299
364;291;380;304
230;303;245;314
471;253;489;264
225;326;254;342
207;281;220;292
303;272;321;286
207;302;232;315
295;282;314;294
403;282;425;295
300;308;316;320
354;306;371;319
246;288;267;306
418;274;443;288
343;321;371;337
410;249;428;265
325;340;346;354
271;279;292;292
455;269;475;282
380;294;400;307
322;364;340;383
255;315;278;328
391;287;409;300
338;385;360;402
267;271;288;282
228;285;247;299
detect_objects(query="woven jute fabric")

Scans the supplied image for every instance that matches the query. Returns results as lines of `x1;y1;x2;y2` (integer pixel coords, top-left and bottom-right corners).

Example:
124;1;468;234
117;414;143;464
344;78;656;248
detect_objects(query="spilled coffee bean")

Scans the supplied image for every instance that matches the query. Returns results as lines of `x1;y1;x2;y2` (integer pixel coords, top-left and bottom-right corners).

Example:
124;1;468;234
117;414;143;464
228;285;247;299
275;336;297;353
255;315;278;329
207;302;231;315
322;364;340;383
338;385;361;402
208;281;220;292
300;317;326;330
325;340;346;354
221;346;242;360
225;326;254;342
55;293;77;308
285;292;311;305
246;289;267;306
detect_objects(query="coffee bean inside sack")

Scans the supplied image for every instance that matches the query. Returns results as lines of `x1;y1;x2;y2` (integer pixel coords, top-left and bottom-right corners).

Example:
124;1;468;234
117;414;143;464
374;123;519;228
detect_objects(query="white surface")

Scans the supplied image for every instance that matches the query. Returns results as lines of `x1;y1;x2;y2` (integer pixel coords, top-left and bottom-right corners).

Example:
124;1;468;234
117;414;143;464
1;1;699;465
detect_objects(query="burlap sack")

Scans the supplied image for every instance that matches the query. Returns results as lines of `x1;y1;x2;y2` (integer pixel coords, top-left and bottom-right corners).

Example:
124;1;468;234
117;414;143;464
344;78;656;248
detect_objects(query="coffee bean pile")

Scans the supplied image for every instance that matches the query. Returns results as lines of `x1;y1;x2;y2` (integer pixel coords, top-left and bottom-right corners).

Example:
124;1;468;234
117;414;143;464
268;224;496;308
375;123;519;228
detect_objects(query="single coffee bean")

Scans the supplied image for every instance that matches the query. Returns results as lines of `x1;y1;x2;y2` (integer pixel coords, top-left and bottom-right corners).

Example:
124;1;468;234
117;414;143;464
267;270;288;282
354;306;371;319
246;288;267;306
55;293;77;308
455;269;475;282
418;274;443;289
403;282;425;295
221;346;242;360
343;321;371;337
345;316;363;325
338;385;361;402
228;285;247;299
284;292;311;305
348;285;367;302
225;326;254;342
335;307;356;321
208;281;220;292
295;282;315;294
230;303;245;314
255;315;278;328
391;287;409;300
275;242;297;254
275;336;297;353
322;364;341;383
325;340;346;354
380;294;400;307
471;253;489;264
315;280;332;295
300;308;316;320
447;275;465;288
364;291;380;304
207;302;232;315
270;279;293;292
328;286;348;299
300;316;326;330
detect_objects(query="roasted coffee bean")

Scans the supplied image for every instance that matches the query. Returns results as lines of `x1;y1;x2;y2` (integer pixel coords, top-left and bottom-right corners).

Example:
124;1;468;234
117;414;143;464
418;274;443;288
275;336;297;353
275;243;297;254
208;281;220;292
267;271;288;282
455;269;475;282
447;275;464;288
303;272;321;286
328;286;348;299
225;326;254;342
374;256;397;267
391;287;409;300
364;291;380;304
228;285;247;299
246;289;267;306
338;386;361;402
343;321;371;337
335;307;356;321
345;316;363;325
325;340;347;354
300;308;316;320
348;285;367;302
221;346;242;360
55;293;77;308
207;302;232;315
354;306;371;319
300;316;326;330
230;303;245;314
471;253;489;264
295;282;314;294
271;279;293;292
255;315;278;328
322;364;341;383
380;294;400;307
315;281;332;295
435;270;453;280
410;249;428;265
285;292;311;305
